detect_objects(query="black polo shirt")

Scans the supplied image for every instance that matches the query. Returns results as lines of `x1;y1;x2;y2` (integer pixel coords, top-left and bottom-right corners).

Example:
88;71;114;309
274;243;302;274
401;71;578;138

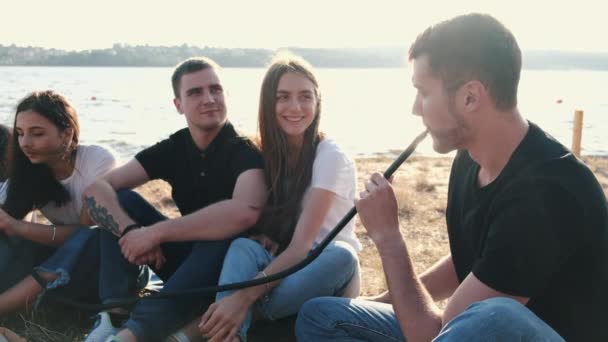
135;121;263;215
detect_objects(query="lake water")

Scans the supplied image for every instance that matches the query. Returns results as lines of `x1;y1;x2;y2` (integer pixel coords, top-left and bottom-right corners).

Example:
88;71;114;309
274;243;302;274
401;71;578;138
0;66;606;161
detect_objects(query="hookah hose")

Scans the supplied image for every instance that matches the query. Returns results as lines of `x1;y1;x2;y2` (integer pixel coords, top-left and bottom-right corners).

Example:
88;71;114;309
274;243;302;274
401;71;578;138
45;130;428;310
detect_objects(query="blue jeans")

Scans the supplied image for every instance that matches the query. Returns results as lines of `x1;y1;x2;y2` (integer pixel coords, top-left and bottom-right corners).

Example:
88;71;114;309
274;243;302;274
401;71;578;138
295;297;565;341
216;237;358;341
35;227;102;302
0;234;53;292
100;190;233;342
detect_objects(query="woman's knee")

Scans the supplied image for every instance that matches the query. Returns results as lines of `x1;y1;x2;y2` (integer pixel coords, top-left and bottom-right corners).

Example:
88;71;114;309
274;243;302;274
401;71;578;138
325;242;358;277
37;270;60;283
225;237;267;260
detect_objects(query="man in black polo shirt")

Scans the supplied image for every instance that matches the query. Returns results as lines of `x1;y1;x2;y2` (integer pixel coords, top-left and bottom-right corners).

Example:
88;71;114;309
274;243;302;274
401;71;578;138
82;57;266;342
296;14;608;342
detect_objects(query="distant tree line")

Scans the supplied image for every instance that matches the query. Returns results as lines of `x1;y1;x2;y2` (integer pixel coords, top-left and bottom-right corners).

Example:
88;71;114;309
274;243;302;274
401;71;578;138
523;50;608;70
0;44;606;70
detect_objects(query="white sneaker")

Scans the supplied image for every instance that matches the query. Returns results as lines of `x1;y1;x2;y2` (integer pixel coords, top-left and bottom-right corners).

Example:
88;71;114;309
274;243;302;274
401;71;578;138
164;331;191;342
104;336;125;342
84;312;120;342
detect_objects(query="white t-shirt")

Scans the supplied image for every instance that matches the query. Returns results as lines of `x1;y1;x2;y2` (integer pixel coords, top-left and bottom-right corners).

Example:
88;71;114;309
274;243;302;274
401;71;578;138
304;139;362;252
40;144;117;225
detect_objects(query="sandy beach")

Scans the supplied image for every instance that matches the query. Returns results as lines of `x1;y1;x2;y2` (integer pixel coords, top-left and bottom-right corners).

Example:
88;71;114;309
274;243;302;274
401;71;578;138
2;154;607;341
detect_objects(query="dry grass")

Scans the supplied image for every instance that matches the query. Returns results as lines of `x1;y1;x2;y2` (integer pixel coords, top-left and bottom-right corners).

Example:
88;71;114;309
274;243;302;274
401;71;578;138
356;154;452;295
1;155;606;341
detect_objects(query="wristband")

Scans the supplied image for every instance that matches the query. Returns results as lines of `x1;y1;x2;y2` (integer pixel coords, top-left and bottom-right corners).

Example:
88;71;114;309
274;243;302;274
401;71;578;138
121;223;141;238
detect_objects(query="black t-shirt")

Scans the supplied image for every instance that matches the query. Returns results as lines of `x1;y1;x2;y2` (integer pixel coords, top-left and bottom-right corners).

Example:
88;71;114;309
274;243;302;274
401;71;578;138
135;121;263;216
447;122;608;342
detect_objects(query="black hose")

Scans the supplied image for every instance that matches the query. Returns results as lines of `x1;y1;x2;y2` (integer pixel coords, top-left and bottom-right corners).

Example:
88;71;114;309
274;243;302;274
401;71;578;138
45;130;428;310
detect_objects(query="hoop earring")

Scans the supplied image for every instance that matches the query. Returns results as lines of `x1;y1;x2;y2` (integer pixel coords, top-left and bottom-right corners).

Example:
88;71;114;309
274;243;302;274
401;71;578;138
61;142;71;161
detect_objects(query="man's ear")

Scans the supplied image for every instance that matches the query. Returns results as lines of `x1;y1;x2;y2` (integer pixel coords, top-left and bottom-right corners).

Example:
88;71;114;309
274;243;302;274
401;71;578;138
462;81;484;112
173;97;183;114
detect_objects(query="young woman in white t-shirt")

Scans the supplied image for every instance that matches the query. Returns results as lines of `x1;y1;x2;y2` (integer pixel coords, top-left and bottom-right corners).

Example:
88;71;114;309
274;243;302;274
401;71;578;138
197;53;361;342
0;90;116;315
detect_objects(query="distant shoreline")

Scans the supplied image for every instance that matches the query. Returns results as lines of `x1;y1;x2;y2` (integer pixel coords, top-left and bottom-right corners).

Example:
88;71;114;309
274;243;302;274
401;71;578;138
2;65;608;72
2;44;607;70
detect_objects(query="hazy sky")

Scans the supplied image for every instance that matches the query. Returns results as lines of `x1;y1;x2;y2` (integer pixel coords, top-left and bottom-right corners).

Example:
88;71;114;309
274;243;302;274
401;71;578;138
2;0;606;52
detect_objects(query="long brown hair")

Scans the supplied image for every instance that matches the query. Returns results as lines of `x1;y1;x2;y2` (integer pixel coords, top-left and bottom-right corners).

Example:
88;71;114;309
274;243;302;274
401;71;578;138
257;52;324;252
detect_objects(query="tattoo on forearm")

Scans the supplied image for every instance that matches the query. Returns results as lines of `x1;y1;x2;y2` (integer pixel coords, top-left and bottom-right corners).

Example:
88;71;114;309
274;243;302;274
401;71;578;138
84;196;121;236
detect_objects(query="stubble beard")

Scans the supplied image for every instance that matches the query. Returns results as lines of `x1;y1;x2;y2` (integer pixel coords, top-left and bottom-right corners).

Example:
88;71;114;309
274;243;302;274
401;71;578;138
431;103;469;154
193;109;227;133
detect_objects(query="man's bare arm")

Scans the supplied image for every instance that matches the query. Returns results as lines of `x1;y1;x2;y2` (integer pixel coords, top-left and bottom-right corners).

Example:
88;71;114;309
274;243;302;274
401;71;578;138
145;168;267;243
376;234;443;342
420;254;459;302
442;273;528;325
83;159;150;236
369;254;458;304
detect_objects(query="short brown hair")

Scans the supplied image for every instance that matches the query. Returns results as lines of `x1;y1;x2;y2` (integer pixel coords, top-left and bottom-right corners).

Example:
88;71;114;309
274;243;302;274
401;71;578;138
171;57;221;98
409;13;521;111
